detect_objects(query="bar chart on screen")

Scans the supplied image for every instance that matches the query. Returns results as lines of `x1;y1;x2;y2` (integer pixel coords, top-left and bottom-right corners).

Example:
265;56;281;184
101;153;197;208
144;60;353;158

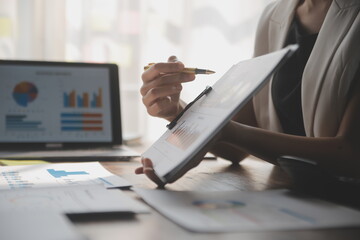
60;112;104;132
63;88;103;108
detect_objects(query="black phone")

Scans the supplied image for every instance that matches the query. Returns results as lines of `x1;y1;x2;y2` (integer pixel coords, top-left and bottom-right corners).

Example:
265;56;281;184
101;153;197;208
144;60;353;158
277;155;360;208
277;156;337;192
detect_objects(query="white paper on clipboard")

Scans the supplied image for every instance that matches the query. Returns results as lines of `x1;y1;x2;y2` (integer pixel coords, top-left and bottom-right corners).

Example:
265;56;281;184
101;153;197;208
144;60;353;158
142;45;299;184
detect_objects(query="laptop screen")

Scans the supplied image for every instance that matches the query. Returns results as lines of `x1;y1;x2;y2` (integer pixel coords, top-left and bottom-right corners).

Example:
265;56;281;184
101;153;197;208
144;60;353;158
0;60;122;149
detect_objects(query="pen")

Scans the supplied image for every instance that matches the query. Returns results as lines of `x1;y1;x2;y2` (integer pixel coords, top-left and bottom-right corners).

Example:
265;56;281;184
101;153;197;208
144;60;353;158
144;63;215;75
166;86;212;130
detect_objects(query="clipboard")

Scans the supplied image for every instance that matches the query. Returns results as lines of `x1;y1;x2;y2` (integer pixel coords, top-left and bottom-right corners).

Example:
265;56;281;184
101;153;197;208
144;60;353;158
142;45;299;184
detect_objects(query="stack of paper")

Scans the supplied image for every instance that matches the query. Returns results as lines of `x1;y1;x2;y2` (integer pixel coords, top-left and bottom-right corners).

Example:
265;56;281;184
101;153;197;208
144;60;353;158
0;212;85;240
0;185;149;214
0;162;149;240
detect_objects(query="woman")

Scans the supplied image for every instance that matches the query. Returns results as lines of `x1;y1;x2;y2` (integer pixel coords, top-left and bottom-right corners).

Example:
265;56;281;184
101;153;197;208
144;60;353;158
136;0;360;185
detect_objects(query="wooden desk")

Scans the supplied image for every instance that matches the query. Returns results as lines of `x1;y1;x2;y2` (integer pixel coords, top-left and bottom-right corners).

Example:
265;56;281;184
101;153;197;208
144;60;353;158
73;156;360;240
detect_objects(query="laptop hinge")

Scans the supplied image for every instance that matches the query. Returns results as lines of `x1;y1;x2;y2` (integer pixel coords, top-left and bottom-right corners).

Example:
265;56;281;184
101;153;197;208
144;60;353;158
46;143;63;149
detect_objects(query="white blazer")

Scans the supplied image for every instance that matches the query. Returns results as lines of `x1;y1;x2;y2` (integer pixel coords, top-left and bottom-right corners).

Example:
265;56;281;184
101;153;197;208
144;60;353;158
252;0;360;137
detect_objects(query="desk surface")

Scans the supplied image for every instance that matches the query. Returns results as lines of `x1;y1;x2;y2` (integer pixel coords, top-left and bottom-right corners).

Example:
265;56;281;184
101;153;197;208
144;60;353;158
73;156;360;240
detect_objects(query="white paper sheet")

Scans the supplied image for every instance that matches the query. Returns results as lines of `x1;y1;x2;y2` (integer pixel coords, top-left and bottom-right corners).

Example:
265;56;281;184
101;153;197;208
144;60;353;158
0;211;85;240
135;188;360;232
0;185;149;214
0;161;130;190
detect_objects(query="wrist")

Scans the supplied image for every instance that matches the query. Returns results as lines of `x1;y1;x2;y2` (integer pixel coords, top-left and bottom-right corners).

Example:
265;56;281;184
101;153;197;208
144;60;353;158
165;100;186;122
221;121;245;143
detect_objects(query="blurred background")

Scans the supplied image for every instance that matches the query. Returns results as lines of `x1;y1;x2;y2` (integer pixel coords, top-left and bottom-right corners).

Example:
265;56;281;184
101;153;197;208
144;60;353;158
0;0;269;142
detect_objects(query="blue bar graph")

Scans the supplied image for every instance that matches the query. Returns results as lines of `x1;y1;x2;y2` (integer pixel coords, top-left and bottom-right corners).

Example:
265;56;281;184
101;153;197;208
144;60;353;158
61;127;84;131
63;89;101;108
63;92;69;107
61;113;83;118
91;93;97;108
77;95;83;108
47;169;89;178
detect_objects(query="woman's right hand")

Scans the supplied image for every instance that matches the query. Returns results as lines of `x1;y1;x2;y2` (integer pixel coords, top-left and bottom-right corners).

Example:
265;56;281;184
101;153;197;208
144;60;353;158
140;56;196;121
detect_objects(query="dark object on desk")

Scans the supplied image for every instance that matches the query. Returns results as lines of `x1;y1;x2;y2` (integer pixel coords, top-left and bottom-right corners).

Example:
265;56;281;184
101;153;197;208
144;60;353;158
67;211;135;222
277;155;360;208
277;155;336;192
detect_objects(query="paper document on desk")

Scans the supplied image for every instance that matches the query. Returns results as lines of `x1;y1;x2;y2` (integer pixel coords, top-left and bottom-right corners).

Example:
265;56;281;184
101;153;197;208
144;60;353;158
0;185;149;214
135;188;360;232
0;211;85;240
0;161;131;190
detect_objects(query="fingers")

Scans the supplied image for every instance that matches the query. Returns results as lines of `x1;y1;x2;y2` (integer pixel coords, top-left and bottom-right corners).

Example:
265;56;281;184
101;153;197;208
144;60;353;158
134;167;144;174
134;157;146;174
142;84;182;105
140;56;195;120
140;73;194;119
134;158;165;187
142;62;184;83
140;72;194;96
145;98;179;118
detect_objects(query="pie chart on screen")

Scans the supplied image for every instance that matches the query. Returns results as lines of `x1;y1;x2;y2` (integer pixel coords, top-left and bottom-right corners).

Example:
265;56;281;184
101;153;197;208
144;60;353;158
12;81;38;107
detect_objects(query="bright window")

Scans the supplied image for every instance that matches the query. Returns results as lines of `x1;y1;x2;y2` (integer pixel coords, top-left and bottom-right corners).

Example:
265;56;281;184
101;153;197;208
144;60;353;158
0;0;269;141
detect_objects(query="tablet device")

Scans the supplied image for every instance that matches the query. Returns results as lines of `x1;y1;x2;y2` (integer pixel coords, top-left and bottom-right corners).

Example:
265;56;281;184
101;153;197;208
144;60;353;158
142;45;299;184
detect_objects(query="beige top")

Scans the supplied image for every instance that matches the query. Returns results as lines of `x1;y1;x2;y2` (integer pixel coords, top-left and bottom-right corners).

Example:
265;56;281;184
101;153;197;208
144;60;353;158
252;0;360;137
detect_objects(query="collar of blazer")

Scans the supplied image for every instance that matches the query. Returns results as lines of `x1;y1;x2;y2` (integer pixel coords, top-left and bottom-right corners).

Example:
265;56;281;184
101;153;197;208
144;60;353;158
267;0;360;51
265;0;360;137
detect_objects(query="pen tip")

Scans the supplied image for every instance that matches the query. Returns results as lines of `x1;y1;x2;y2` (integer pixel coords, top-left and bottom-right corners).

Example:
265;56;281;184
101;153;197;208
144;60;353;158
207;70;216;74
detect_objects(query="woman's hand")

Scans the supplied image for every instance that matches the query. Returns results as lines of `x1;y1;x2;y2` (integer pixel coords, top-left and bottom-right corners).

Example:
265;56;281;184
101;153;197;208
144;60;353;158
140;56;195;122
134;158;165;187
134;153;205;187
135;127;226;186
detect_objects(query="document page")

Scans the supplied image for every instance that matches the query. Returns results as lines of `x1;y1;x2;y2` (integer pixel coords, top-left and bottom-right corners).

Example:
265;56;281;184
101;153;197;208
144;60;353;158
0;185;149;214
135;188;360;232
142;45;298;183
0;161;130;190
0;211;85;240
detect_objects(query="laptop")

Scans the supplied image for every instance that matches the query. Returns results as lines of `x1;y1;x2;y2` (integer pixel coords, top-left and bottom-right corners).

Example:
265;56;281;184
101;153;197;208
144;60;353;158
0;60;139;161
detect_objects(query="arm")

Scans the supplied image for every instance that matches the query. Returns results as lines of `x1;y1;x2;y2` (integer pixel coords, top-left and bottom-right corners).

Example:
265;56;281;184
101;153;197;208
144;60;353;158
209;99;258;164
220;79;360;178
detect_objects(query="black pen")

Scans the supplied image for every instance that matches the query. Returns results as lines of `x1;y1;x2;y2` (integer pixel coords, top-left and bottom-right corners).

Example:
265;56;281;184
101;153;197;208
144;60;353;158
167;86;213;130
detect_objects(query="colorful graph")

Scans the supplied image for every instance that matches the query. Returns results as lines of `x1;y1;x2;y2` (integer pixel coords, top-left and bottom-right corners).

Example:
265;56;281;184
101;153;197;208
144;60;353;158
12;81;38;107
63;88;102;108
47;169;89;178
60;112;103;131
166;122;203;150
5;115;44;131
